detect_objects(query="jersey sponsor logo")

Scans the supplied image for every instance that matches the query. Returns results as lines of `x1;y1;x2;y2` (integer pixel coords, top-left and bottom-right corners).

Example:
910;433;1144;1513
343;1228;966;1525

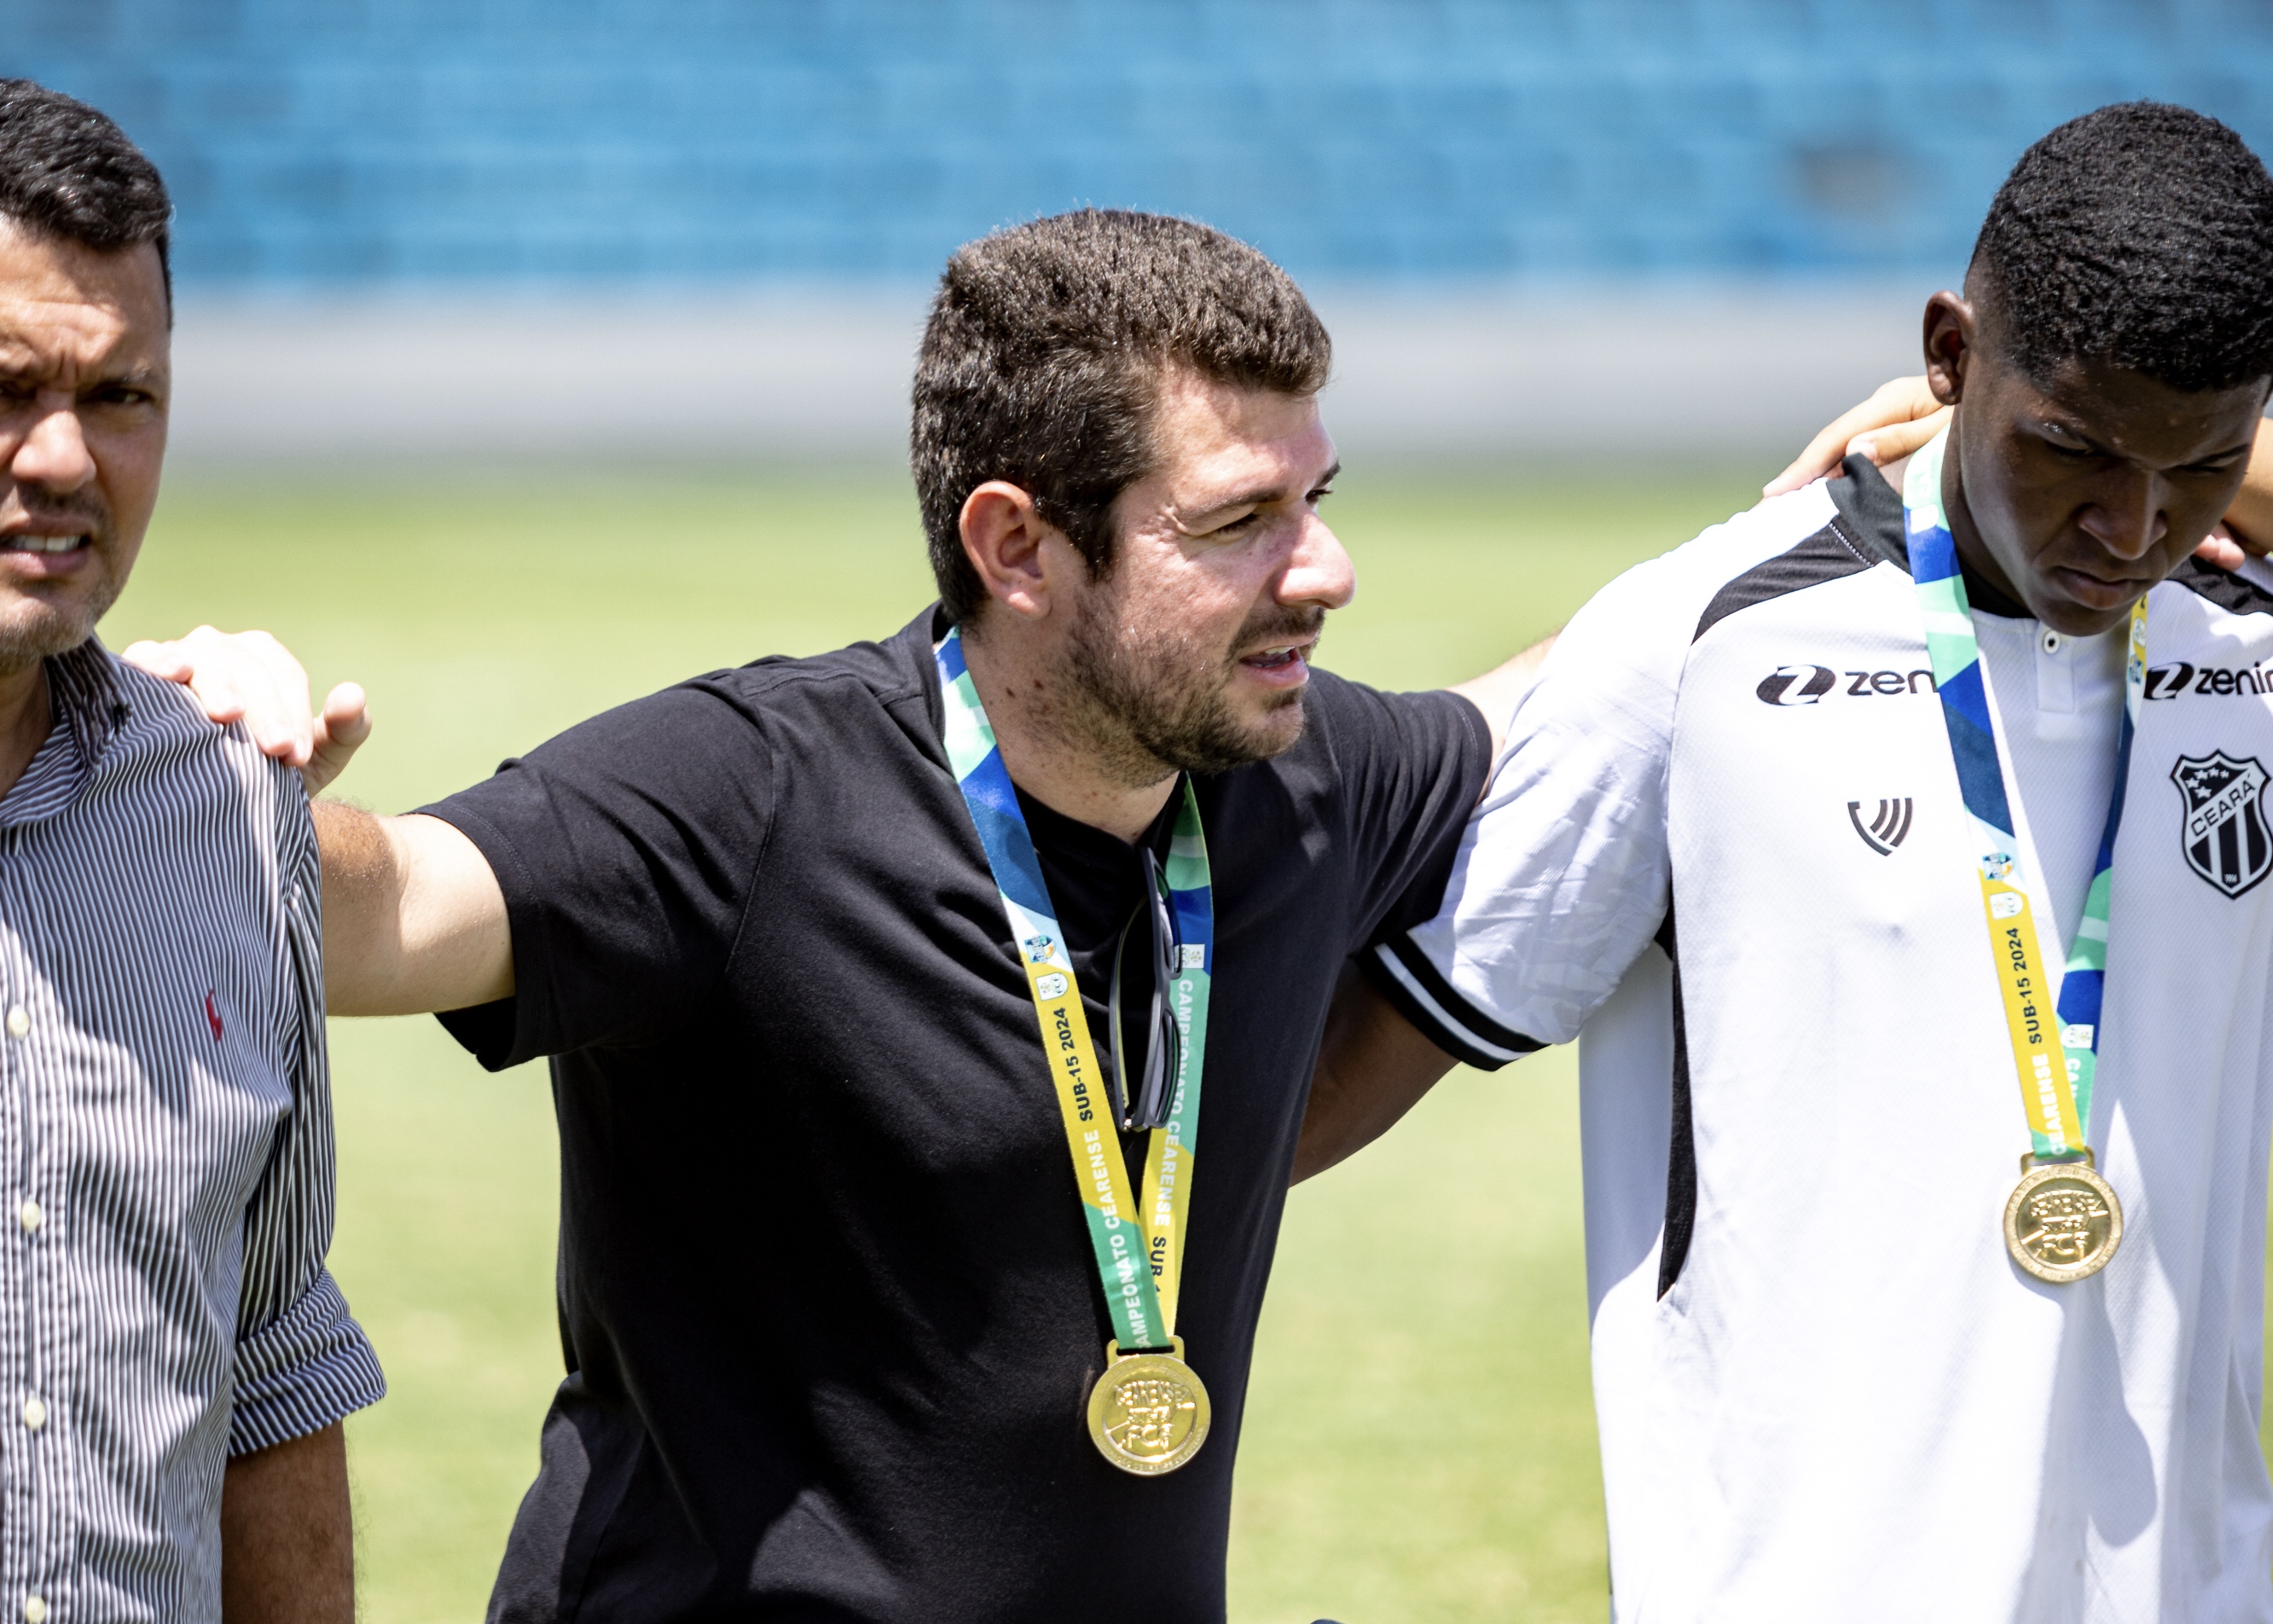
2143;662;2273;700
1755;665;1935;705
2171;751;2273;897
1757;664;1834;705
1847;798;1914;855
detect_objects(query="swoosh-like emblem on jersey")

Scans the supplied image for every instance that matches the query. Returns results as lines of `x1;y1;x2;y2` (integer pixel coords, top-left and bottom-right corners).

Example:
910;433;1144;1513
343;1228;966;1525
1847;798;1913;856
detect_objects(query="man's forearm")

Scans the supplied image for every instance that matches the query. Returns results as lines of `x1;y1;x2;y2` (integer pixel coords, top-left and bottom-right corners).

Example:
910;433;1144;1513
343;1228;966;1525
1448;632;1557;762
220;1423;351;1624
1295;965;1463;1183
314;802;513;1016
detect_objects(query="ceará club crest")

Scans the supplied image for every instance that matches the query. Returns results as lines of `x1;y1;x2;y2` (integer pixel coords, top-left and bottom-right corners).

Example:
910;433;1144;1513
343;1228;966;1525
2172;751;2273;899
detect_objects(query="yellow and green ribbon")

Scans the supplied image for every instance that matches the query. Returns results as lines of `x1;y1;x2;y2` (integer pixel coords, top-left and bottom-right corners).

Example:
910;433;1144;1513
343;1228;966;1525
1905;431;2143;1161
936;626;1213;1350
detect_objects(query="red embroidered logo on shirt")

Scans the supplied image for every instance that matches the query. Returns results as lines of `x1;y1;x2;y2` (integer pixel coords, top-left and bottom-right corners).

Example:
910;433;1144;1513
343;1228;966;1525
204;993;223;1042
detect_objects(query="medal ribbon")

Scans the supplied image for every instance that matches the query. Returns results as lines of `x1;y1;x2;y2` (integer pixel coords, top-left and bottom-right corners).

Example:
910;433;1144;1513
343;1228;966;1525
1904;431;2144;1160
935;627;1213;1350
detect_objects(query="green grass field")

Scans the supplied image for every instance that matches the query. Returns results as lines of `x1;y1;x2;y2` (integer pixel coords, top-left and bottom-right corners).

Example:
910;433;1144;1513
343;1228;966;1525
100;458;2240;1622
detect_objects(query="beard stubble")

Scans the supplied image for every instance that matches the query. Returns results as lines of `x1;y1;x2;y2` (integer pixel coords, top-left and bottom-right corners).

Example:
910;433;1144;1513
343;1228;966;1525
1058;576;1324;786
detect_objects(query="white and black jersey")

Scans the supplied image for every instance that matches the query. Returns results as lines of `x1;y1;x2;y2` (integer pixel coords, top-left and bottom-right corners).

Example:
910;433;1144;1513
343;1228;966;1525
1371;459;2273;1621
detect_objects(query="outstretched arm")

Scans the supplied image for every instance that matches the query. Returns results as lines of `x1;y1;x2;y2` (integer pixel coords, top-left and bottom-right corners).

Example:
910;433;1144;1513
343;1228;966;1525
1444;377;2055;766
1449;635;1556;763
1294;964;1463;1184
1310;376;1980;1180
316;803;513;1016
120;630;513;1014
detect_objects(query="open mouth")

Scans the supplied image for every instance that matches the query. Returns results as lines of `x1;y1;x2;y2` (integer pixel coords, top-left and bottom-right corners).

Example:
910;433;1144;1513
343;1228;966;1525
1;535;89;555
1234;636;1318;689
1240;644;1305;671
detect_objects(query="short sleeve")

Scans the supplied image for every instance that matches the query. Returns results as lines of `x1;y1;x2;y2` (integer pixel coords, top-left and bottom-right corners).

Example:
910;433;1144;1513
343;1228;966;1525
1314;680;1495;948
1365;560;1684;1070
420;681;775;1069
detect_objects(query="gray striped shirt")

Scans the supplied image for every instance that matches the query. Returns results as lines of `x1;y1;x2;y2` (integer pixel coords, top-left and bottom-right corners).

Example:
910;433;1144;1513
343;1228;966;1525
0;640;383;1622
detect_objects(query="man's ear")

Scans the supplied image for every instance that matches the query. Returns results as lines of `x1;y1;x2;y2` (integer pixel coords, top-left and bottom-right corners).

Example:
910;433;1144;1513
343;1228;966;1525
960;482;1072;622
1923;291;1974;409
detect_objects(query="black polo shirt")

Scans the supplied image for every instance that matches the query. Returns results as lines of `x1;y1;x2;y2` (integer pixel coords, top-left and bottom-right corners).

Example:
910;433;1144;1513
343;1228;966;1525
424;606;1488;1622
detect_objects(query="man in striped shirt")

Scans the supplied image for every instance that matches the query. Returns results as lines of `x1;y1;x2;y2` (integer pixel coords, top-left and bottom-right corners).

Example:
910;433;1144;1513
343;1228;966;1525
0;82;385;1622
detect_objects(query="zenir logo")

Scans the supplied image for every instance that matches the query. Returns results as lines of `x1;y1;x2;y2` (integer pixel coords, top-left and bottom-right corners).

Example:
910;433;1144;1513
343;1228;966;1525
2143;662;2273;700
1757;665;1936;705
1757;664;1835;705
1847;798;1913;855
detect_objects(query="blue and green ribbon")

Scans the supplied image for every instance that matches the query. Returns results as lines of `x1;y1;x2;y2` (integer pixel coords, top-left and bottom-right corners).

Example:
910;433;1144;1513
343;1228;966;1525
1905;431;2143;1160
936;626;1214;1350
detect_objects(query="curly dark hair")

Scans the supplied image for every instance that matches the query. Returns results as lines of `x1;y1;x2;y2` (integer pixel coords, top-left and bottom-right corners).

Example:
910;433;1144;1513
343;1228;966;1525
911;209;1331;624
0;80;171;309
1971;102;2273;394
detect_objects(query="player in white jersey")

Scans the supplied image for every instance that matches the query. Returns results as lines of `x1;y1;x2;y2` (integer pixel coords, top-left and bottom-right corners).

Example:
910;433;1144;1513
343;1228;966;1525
1302;104;2273;1619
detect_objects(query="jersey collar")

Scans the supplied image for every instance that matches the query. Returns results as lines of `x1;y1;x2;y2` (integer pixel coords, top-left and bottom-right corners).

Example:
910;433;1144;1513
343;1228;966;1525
1828;453;2030;619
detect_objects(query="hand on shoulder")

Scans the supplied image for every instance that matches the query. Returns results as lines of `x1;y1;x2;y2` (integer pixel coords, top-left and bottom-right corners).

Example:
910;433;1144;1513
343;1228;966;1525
1763;376;1951;498
119;627;369;795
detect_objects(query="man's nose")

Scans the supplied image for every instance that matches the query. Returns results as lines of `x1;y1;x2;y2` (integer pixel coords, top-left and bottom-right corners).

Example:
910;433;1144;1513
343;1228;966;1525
1279;513;1357;612
2075;469;2168;562
8;402;97;496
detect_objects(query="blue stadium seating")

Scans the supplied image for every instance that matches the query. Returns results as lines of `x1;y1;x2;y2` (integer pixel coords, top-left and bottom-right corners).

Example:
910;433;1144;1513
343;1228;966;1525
2;0;2267;288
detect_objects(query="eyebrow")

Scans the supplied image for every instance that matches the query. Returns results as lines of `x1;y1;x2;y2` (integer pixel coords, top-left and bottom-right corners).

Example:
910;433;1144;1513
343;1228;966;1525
2042;417;2254;469
0;359;162;387
1182;461;1342;527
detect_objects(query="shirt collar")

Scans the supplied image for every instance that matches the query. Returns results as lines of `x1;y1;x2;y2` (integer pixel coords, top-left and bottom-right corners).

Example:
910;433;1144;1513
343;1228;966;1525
0;641;130;831
905;605;1180;863
1827;453;2032;619
45;638;129;765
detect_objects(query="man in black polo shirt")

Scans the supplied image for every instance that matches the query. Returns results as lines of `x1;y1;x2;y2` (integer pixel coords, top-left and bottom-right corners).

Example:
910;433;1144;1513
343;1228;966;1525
266;211;1537;1621
136;206;1977;1613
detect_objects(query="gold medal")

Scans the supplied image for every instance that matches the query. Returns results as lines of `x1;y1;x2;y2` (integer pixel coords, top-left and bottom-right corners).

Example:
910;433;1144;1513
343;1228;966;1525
1086;1338;1210;1476
2003;1151;2123;1284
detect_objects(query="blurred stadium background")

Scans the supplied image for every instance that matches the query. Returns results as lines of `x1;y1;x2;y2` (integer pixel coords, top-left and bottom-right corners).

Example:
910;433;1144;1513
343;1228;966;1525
9;3;2273;1620
12;0;2273;461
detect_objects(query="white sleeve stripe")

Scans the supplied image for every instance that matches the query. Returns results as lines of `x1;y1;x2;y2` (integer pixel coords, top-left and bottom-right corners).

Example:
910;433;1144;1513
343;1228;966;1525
1370;942;1534;1064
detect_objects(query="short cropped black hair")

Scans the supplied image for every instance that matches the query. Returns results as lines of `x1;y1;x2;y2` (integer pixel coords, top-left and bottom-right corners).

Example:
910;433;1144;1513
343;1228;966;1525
912;209;1331;624
1971;102;2273;394
0;79;171;308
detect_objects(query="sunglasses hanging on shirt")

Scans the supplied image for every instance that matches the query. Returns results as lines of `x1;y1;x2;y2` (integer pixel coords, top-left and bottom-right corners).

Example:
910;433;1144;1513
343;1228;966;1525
1108;847;1186;1133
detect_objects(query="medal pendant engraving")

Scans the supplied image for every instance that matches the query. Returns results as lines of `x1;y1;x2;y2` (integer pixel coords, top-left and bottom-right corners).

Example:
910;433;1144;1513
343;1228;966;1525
2004;1154;2123;1284
1087;1337;1210;1476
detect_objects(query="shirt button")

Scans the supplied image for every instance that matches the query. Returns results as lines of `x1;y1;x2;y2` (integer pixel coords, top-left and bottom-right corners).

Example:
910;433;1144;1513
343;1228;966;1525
21;1396;44;1432
17;1202;40;1234
2041;630;2062;653
22;1597;43;1624
4;1008;26;1039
